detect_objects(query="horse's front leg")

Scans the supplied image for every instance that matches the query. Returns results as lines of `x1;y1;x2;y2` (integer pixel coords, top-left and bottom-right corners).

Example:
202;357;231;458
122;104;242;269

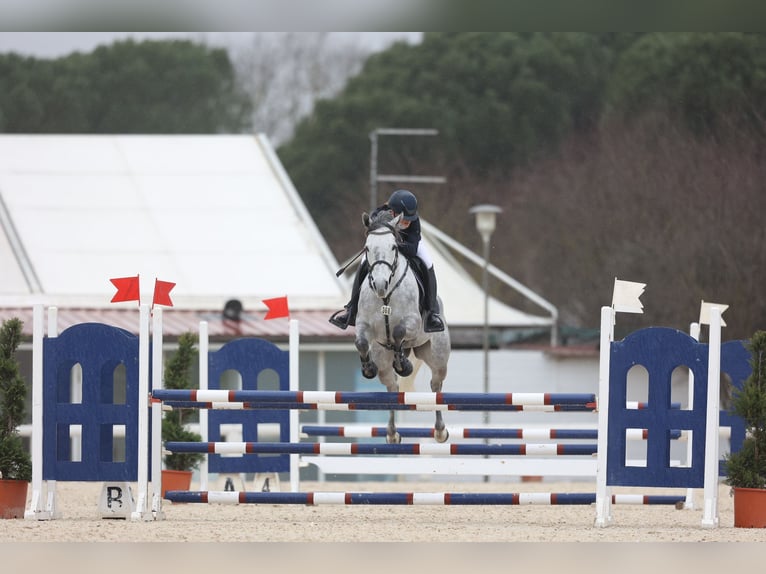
355;334;378;379
391;324;413;376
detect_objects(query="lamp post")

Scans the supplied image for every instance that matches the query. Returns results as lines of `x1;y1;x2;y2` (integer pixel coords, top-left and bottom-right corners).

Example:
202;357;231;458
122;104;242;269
470;204;502;482
469;204;503;428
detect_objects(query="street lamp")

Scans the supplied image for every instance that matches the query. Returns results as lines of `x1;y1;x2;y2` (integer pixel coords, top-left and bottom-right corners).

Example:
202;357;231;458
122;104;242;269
469;204;502;422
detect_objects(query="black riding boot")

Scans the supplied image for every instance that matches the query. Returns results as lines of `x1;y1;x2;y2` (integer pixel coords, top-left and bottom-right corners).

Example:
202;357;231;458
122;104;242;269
423;266;445;333
329;261;368;329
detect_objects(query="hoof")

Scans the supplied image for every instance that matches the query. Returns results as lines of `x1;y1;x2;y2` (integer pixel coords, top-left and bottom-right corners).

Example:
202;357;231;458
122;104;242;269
394;358;413;377
386;432;402;444
362;364;378;379
435;428;449;443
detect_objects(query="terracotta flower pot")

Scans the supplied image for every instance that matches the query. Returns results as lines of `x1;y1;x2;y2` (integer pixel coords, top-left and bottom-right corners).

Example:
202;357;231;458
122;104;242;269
0;479;29;519
733;486;766;528
161;469;193;499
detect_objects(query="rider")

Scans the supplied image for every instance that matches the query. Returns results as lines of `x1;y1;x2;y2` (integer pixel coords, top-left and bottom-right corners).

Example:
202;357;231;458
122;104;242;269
329;189;445;333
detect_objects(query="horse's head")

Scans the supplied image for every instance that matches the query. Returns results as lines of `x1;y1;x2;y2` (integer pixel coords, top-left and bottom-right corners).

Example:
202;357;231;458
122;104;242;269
364;211;403;299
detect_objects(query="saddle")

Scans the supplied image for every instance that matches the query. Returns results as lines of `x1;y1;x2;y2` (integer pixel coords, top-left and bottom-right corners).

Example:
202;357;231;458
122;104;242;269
406;256;427;311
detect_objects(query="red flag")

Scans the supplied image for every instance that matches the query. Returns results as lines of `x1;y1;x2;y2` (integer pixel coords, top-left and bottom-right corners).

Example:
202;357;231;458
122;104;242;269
152;279;176;307
110;275;140;303
263;296;289;320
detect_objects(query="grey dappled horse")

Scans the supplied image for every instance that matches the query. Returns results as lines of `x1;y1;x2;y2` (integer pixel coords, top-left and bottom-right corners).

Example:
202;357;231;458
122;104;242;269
354;210;451;444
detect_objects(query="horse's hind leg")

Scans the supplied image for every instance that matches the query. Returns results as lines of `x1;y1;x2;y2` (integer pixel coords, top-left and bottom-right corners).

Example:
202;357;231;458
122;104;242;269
430;369;449;443
433;410;448;443
386;409;400;444
378;368;402;444
415;340;450;443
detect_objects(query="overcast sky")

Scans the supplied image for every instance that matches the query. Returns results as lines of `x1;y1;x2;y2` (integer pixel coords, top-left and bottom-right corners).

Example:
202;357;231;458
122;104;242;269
0;32;421;58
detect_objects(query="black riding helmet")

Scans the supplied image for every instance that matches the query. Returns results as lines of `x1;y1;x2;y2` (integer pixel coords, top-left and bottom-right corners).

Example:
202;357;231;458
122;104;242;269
387;189;418;221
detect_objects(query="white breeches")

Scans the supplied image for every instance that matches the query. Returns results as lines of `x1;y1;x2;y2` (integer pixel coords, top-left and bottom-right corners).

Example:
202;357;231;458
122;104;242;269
417;242;433;269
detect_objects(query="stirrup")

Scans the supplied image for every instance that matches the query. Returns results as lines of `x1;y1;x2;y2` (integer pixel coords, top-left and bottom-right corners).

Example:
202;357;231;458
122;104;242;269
329;308;351;329
424;312;444;333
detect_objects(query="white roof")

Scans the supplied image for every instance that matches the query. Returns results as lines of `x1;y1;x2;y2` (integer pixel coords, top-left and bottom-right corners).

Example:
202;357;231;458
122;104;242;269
0;134;552;328
0;134;347;311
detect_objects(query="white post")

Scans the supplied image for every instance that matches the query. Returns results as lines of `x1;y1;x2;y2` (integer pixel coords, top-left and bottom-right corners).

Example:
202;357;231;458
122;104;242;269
131;304;151;520
150;308;165;519
199;321;209;490
594;305;615;527
25;304;51;520
45;307;60;517
701;307;722;528
685;321;701;509
289;319;300;492
316;350;326;483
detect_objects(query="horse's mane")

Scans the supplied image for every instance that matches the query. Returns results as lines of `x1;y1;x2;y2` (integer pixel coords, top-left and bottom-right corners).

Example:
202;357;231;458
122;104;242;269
367;210;402;244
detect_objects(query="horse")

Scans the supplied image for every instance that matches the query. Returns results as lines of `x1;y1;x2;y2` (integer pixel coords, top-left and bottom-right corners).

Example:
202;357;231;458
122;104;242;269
353;210;451;444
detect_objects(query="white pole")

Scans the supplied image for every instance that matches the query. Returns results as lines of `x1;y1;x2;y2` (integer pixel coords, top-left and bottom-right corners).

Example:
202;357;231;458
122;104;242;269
289;319;300;492
199;321;209;490
24;304;47;520
701;307;721;528
150;308;164;519
685;322;701;509
594;305;615;527
316;350;326;483
45;307;59;517
131;304;151;520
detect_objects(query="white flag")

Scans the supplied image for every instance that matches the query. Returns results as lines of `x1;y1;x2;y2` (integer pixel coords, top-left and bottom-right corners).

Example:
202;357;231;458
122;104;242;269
612;278;646;314
699;300;728;327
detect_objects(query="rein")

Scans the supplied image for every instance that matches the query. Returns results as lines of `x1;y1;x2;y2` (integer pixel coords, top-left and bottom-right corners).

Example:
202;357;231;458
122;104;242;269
364;222;404;301
364;222;411;350
335;222;399;277
376;258;411;349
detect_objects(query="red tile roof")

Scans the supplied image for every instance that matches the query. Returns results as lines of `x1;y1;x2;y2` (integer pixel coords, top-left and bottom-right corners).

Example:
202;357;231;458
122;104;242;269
0;307;352;343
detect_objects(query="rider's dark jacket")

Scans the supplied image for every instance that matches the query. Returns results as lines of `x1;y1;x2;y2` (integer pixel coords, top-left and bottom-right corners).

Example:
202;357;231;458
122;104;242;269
372;203;421;260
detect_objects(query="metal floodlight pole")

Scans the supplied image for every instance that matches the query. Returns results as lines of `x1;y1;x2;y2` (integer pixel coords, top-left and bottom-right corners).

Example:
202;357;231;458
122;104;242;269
369;131;379;213
469;204;502;483
469;205;502;396
369;128;445;213
376;128;440;136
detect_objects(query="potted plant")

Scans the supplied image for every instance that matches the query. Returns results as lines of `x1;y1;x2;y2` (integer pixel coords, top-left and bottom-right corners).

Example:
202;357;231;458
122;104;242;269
161;332;204;497
0;317;32;518
724;329;766;527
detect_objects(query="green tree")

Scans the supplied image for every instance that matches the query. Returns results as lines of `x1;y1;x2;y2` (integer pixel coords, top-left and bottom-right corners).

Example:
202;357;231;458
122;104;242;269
725;331;766;489
162;332;204;472
279;32;617;249
606;33;766;135
0;39;252;134
0;318;32;482
279;32;766;340
0;54;47;131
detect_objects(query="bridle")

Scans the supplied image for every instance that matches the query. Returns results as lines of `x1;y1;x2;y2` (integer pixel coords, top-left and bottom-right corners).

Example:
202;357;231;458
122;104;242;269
365;223;410;301
365;222;411;349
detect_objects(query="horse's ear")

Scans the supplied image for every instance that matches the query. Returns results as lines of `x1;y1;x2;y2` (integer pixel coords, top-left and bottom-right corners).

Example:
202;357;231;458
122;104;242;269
392;213;402;226
362;212;370;228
